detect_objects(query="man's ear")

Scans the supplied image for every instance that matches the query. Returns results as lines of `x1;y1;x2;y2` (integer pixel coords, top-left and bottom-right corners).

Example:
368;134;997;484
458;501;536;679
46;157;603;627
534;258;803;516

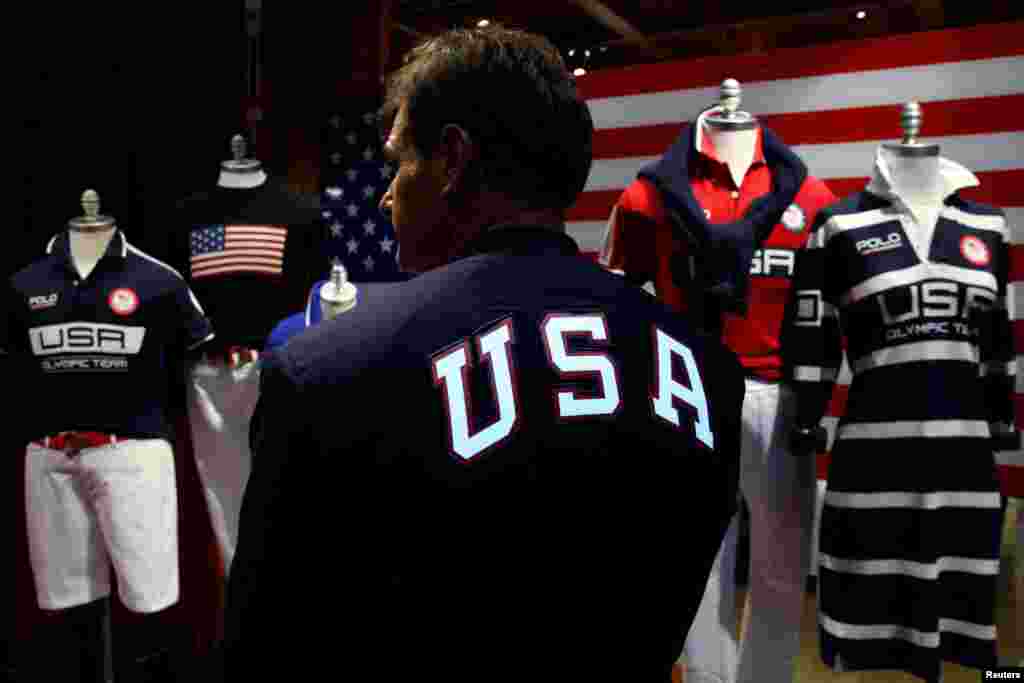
437;124;476;197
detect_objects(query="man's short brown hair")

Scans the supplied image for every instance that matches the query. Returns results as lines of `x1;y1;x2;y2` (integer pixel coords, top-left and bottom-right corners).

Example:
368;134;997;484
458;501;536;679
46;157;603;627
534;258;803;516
384;25;593;211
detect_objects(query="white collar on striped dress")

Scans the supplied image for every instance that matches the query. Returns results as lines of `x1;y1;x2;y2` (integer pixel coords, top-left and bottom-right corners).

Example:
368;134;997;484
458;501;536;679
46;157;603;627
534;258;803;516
865;147;979;204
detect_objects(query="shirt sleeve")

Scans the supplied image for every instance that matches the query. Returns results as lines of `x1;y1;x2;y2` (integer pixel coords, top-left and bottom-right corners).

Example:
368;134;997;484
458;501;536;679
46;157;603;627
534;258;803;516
781;211;845;430
173;281;215;352
599;181;660;285
979;214;1017;442
226;352;315;677
228;351;388;678
805;178;839;227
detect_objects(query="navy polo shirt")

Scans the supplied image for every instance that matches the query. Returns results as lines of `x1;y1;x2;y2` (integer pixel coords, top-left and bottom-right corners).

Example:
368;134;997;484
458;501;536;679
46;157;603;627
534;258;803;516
1;230;214;441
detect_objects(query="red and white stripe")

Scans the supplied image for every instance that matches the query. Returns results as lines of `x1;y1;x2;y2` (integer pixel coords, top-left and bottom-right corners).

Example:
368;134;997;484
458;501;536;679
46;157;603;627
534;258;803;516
568;21;1024;495
192;225;286;278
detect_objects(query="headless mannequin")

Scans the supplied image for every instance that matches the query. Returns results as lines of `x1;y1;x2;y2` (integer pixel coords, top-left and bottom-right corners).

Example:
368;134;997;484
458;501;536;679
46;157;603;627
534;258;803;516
319;259;357;320
33;191;183;683
679;82;764;683
216;135;265;367
879;103;944;260
68;190;117;280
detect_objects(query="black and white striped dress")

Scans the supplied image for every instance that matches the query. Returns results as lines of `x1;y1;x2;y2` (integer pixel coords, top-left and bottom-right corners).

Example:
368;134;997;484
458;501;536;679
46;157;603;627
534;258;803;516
783;173;1011;682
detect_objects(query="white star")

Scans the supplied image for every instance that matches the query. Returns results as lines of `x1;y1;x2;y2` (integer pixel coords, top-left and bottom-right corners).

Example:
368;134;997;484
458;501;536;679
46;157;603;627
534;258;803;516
380;164;394;179
346;169;359;182
329;114;341;128
363;220;376;236
325;186;343;199
363;255;375;271
347;238;360;254
362;185;376;199
346;203;359;217
330;222;343;237
379;237;394;253
363;147;374;161
346;132;357;145
330;152;342;165
321;210;333;220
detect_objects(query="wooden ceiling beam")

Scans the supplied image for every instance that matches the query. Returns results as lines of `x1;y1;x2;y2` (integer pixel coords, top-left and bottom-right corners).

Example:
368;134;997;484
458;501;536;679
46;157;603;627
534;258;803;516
568;0;650;45
593;2;909;63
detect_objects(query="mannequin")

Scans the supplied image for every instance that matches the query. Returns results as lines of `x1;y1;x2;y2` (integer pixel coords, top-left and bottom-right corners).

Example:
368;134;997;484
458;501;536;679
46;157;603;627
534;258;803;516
6;188;219;683
319;258;358;320
170;132;323;352
786;101;1010;682
878;102;944;259
68;190;117;280
603;78;839;683
169;132;325;579
217;134;267;189
702;79;759;189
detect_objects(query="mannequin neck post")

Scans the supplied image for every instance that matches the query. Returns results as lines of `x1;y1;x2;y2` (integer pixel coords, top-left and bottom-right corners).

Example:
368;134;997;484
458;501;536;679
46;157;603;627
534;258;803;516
880;147;943;207
217;169;268;189
68;228;117;280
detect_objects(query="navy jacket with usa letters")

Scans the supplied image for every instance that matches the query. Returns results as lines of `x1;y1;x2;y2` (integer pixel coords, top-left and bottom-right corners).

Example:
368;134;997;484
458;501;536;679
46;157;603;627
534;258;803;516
225;225;744;682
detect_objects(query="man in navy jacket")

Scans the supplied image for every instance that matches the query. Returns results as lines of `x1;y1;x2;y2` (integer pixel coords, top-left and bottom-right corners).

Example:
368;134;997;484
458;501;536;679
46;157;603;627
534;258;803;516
225;24;744;683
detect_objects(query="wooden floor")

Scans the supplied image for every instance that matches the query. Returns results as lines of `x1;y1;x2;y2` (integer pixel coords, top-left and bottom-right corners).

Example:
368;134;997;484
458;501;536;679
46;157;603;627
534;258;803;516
675;498;1023;682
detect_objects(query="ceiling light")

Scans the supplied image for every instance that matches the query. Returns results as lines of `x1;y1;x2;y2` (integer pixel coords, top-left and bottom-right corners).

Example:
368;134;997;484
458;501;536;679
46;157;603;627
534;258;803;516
856;10;867;19
584;49;591;57
568;48;575;57
600;46;608;52
477;19;490;27
573;67;586;76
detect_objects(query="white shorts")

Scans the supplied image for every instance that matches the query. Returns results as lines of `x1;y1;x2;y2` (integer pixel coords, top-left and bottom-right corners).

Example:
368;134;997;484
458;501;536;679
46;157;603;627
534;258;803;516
24;438;179;614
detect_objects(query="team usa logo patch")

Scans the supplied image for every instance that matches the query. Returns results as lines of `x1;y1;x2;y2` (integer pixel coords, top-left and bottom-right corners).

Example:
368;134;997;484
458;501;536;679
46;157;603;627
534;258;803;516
959;235;991;266
108;288;139;316
781;203;805;232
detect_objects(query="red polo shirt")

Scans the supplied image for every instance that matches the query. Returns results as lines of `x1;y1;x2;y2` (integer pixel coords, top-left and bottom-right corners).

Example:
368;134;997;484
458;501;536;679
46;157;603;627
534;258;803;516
600;124;836;380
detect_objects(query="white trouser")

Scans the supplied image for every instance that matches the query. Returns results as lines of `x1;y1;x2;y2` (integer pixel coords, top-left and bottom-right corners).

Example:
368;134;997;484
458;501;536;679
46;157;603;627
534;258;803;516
25;439;179;613
681;379;816;683
187;357;260;575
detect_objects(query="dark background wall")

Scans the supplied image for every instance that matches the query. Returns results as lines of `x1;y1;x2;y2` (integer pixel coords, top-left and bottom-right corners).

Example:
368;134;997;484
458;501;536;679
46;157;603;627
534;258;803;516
16;3;248;277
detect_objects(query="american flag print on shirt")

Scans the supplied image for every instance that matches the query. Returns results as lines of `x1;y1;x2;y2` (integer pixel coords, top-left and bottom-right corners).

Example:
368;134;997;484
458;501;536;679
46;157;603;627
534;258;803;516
190;224;287;279
571;21;1024;495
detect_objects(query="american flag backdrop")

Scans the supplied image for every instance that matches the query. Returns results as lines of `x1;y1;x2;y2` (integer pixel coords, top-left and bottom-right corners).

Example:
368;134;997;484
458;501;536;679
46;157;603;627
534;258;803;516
568;21;1024;496
321;107;400;281
189;224;287;278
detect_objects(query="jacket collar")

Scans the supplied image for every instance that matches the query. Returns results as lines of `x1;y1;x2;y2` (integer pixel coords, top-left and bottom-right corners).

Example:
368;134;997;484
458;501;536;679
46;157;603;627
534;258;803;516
466;223;580;258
